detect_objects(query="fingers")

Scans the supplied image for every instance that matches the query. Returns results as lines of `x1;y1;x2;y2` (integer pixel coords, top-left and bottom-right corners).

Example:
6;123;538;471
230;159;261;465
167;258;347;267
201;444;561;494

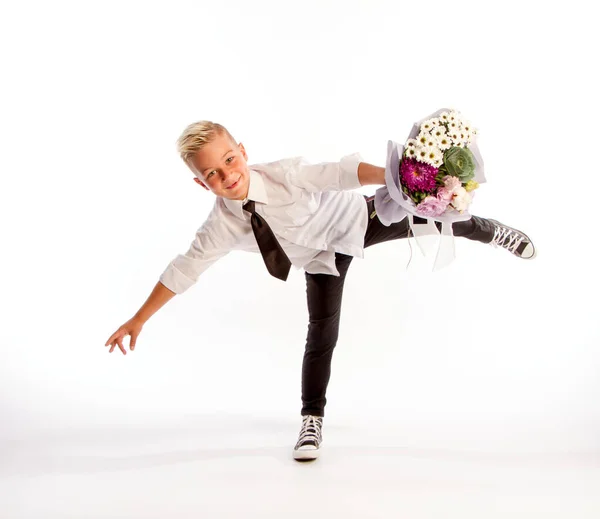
105;328;129;355
106;329;122;351
105;331;119;347
109;339;126;355
130;334;137;351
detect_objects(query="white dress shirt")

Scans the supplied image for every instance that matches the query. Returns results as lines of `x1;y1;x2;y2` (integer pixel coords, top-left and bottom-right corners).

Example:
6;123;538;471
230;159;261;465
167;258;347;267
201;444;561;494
159;153;368;294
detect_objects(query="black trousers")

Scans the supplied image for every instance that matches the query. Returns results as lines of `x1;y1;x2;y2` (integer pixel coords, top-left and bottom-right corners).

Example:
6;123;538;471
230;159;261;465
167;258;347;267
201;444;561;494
300;197;496;417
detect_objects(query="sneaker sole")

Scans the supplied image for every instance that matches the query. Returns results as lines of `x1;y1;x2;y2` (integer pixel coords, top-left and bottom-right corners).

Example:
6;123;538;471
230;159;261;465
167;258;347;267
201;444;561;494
293;449;320;461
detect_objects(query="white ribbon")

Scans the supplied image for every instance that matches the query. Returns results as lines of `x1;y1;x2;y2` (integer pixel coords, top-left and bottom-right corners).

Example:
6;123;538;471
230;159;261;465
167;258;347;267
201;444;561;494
407;215;456;271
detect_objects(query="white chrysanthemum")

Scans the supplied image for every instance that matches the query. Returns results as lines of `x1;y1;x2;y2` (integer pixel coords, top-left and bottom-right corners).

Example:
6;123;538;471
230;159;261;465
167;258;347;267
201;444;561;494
450;130;463;143
406;138;419;149
425;146;444;165
437;135;452;150
431;126;447;140
423;133;437;147
416;147;430;163
416;132;430;146
404;147;418;159
448;111;459;122
419;146;442;166
462;121;474;134
421;118;439;131
439;112;450;123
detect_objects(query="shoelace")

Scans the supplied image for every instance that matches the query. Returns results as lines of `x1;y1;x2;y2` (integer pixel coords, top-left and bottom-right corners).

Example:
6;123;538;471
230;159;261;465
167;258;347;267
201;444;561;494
296;416;322;447
491;224;524;254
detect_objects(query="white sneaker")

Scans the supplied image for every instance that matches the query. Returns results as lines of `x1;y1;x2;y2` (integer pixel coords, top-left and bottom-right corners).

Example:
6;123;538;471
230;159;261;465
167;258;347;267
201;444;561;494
293;415;323;461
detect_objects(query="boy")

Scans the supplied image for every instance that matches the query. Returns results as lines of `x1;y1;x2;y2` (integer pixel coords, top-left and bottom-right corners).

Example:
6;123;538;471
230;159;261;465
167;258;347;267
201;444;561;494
105;121;536;461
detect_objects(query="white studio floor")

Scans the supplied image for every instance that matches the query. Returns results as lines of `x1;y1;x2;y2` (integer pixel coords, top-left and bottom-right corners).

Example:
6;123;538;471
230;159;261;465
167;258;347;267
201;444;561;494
3;237;600;518
2;411;600;519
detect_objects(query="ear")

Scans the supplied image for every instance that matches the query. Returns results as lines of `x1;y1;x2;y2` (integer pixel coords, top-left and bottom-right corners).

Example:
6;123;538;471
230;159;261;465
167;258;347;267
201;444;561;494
193;177;209;191
238;142;248;161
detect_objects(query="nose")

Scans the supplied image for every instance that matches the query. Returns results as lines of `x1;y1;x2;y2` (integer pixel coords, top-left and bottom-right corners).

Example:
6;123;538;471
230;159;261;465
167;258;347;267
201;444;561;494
220;168;236;184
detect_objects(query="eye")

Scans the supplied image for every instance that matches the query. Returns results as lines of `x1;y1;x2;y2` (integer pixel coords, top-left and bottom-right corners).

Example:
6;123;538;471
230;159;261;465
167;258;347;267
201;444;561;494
226;157;234;163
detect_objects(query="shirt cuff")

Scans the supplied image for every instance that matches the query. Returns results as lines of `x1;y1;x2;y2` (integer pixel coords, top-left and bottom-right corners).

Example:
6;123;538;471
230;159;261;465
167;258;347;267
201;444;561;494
339;152;363;190
159;263;196;295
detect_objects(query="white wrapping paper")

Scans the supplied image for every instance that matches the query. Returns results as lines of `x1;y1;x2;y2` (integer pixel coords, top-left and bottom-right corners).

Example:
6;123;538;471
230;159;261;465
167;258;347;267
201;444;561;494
374;108;487;270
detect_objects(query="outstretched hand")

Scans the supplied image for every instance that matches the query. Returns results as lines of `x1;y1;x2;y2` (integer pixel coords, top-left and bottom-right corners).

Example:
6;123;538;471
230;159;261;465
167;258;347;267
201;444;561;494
105;317;144;355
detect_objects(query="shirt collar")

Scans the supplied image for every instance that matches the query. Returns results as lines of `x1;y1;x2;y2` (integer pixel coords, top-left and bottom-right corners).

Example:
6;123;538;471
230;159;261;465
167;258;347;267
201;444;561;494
223;168;269;219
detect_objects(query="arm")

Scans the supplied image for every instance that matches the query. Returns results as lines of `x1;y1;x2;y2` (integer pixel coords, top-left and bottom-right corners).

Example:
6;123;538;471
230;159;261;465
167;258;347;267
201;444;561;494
287;154;385;192
158;201;234;294
357;162;385;186
133;280;176;324
105;202;235;355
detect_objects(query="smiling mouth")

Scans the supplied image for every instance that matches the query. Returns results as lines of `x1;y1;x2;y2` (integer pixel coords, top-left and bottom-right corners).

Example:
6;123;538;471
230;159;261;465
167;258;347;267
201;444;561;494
226;176;241;189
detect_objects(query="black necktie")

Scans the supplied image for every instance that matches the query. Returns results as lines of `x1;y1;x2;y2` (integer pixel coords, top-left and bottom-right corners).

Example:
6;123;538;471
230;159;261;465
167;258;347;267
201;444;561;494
243;200;292;281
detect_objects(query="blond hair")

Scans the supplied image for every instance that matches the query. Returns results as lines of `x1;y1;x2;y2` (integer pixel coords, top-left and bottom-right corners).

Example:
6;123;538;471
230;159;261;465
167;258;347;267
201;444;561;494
176;120;237;170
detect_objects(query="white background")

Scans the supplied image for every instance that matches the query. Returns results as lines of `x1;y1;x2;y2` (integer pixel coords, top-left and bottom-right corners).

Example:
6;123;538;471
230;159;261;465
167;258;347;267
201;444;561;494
1;0;599;517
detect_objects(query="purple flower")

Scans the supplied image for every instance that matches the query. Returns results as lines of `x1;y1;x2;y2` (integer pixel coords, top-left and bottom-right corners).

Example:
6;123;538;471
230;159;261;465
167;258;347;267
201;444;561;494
416;195;449;217
400;158;438;193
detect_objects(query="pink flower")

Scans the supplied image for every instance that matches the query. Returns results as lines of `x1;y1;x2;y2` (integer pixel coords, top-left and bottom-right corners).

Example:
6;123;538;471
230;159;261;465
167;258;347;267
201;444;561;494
400;158;438;193
443;175;461;190
416;195;449;217
437;187;454;202
437;175;462;202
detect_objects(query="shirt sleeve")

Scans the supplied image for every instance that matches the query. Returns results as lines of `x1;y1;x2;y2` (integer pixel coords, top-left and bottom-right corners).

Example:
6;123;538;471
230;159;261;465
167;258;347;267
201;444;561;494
286;153;363;192
158;201;237;294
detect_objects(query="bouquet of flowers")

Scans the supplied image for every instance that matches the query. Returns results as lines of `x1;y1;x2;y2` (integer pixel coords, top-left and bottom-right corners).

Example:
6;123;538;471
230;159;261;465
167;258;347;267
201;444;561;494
375;108;487;226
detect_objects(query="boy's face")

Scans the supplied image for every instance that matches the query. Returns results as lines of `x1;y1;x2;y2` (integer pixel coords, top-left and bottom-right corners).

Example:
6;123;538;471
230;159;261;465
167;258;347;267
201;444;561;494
191;132;250;200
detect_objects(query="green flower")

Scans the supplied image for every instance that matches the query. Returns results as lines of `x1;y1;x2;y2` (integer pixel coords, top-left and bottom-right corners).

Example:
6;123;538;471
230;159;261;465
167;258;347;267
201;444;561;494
442;147;475;182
